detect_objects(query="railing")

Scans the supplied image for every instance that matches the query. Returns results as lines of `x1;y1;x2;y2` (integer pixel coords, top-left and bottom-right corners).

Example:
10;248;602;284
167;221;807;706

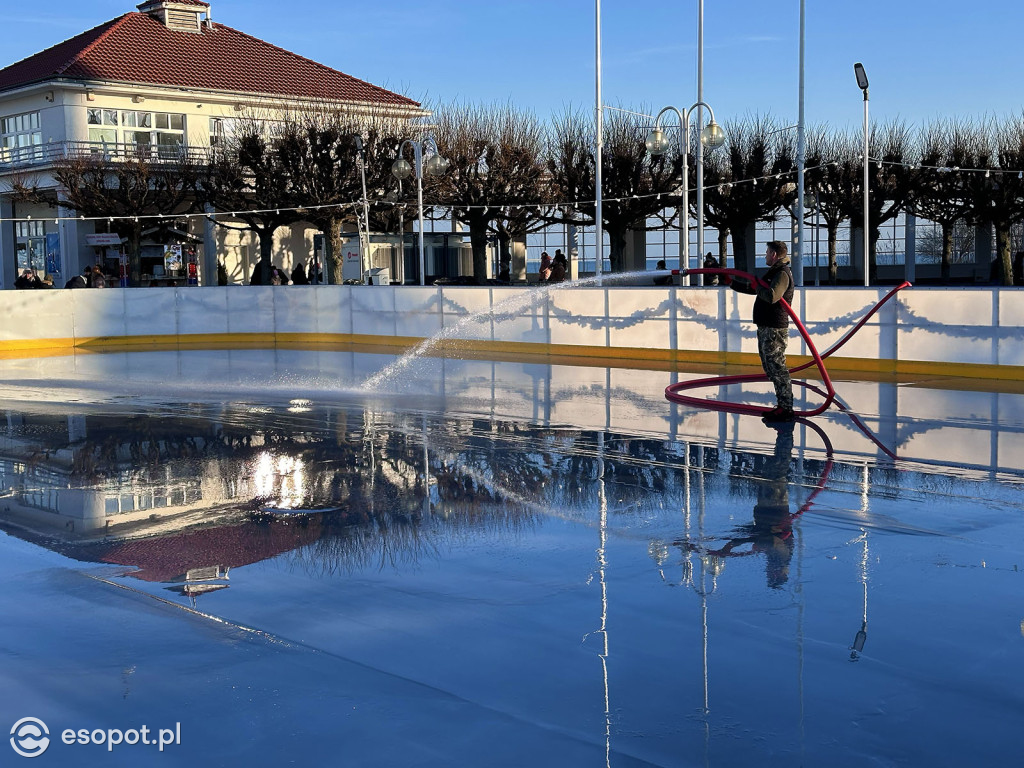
0;141;216;171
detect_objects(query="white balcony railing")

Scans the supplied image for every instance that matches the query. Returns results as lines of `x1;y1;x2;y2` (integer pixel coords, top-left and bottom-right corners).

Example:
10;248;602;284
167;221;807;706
0;141;215;171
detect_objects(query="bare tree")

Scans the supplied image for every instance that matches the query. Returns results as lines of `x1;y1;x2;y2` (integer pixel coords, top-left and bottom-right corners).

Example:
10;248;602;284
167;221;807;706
11;149;199;284
197;116;303;285
702;115;796;273
804;128;860;284
275;106;410;283
431;103;550;283
964;114;1024;286
909;119;980;282
839;120;916;283
546;107;679;273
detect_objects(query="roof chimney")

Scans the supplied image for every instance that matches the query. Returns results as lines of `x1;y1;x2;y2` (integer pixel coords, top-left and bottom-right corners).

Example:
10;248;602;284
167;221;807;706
136;0;211;33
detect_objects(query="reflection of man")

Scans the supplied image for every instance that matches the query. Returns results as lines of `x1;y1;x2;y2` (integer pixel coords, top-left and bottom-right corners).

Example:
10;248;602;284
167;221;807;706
708;425;796;588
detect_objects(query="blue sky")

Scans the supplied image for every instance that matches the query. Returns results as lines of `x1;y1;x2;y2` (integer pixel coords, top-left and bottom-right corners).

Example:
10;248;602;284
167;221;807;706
6;0;1023;131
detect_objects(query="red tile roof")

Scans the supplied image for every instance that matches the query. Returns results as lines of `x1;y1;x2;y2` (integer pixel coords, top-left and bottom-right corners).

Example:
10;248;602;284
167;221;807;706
0;12;419;108
91;517;325;582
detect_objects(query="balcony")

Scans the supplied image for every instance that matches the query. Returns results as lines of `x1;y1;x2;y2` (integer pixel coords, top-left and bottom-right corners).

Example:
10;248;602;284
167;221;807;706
0;140;216;173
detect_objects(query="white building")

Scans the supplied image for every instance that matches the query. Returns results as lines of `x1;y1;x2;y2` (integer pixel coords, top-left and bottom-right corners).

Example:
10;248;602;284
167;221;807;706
0;0;424;287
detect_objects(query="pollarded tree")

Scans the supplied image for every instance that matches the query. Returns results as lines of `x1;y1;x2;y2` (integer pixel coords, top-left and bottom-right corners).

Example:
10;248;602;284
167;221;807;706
701;115;796;274
546;107;680;273
275;106;410;283
910;119;982;282
11;148;200;285
804;128;860;285
964;114;1024;286
431;103;551;284
197;115;304;285
545;107;597;243
839;120;916;283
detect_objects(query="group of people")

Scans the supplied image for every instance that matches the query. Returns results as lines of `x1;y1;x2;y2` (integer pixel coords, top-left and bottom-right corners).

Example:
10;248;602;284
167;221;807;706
15;265;110;289
248;261;320;286
64;265;110;288
653;253;721;286
538;250;568;283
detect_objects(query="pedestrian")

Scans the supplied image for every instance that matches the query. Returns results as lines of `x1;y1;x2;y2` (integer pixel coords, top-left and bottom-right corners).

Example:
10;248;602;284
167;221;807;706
653;259;672;286
548;252;567;283
15;269;41;289
703;252;720;285
291;261;309;285
89;265;107;288
723;241;795;423
65;268;89;289
539;252;552;282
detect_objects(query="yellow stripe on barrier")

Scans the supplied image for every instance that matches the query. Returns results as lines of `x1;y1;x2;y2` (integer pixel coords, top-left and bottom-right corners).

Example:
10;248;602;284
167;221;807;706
2;332;1023;386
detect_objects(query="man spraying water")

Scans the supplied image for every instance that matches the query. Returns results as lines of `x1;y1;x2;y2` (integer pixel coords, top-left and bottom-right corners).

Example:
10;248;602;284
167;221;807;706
722;241;795;423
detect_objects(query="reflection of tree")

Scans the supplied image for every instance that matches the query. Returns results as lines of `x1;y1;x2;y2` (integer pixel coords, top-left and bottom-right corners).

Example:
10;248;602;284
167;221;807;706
3;400;994;588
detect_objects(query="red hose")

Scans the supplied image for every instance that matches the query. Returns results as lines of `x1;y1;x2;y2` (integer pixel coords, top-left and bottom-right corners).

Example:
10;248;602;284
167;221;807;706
665;270;911;419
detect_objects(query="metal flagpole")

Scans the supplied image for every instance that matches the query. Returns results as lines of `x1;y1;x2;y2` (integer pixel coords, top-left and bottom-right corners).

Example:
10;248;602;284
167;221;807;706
594;0;604;285
695;0;705;286
796;0;806;286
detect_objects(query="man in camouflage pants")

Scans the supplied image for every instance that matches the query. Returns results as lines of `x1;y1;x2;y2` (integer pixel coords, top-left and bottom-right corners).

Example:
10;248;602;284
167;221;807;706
725;241;795;423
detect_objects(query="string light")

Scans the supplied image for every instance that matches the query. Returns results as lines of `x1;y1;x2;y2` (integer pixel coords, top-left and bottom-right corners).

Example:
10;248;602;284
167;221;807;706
7;155;1024;225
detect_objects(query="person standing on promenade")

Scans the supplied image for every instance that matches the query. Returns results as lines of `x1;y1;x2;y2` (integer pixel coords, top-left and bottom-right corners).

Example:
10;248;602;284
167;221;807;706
539;252;552;282
724;240;795;423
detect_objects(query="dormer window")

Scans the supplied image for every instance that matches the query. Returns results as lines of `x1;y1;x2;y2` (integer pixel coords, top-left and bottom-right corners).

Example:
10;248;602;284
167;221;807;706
136;0;212;33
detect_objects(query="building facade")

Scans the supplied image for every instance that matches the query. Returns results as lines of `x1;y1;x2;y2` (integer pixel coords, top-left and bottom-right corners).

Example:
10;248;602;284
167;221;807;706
0;0;424;288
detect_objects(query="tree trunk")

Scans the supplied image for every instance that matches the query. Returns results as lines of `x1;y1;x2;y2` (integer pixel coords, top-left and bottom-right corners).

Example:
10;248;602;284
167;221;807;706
496;231;512;280
717;229;729;268
606;225;627;273
941;223;953;283
257;226;275;285
828;225;838;285
128;221;143;287
326;216;343;285
732;224;753;274
469;215;489;284
996;225;1013;287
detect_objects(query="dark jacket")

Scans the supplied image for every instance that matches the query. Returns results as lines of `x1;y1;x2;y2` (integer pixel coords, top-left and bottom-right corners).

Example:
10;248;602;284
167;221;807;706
64;274;88;289
730;258;794;328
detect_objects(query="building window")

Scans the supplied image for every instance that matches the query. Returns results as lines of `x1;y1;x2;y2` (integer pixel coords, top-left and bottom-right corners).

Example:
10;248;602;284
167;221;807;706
87;109;186;158
209;117;238;151
210;117;285;150
16;221;45;238
0;110;43;163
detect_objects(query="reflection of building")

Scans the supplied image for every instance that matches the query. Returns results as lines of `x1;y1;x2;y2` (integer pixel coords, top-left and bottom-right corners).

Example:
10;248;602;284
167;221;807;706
0;0;424;287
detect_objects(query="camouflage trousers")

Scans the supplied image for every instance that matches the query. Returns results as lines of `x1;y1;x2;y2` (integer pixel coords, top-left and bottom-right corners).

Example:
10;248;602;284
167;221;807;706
757;326;794;410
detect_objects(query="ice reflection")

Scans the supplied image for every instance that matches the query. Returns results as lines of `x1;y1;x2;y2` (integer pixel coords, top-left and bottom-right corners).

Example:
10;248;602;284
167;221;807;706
1;371;1023;765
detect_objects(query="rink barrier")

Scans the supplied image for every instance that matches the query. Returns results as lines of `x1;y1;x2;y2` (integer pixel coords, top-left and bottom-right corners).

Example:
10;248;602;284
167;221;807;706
1;284;1023;382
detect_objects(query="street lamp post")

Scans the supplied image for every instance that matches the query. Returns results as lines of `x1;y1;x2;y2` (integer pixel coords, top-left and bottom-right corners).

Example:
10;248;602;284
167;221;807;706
391;138;448;286
352;135;371;283
806;189;820;287
645;103;726;286
854;62;870;287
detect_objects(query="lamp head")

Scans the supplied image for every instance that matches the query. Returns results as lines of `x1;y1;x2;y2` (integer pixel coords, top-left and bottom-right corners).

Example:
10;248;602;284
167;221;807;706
645;128;672;156
391;158;412;180
700;121;727;150
854;62;869;91
424;153;449;177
